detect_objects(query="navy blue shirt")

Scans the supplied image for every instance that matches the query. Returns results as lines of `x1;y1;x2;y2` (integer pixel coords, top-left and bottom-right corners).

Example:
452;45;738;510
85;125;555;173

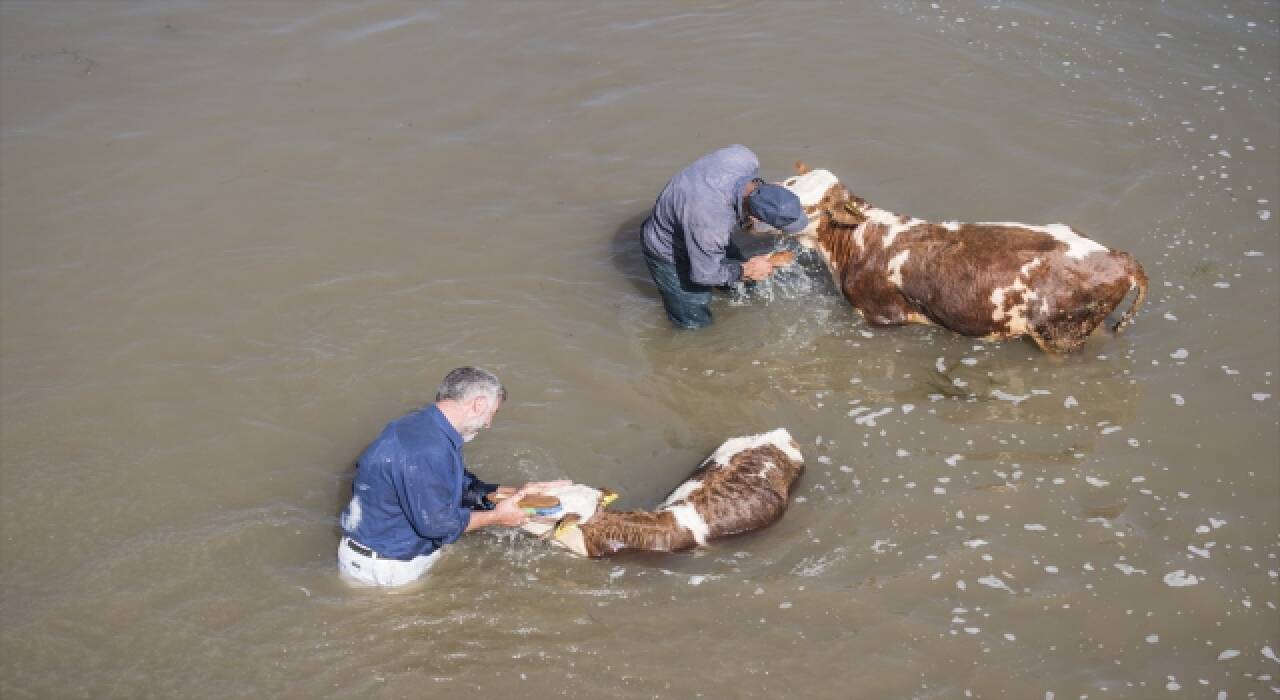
641;145;759;287
340;405;495;559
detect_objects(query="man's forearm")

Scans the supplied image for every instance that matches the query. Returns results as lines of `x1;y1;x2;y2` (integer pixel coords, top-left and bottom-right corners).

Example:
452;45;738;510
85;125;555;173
465;509;503;532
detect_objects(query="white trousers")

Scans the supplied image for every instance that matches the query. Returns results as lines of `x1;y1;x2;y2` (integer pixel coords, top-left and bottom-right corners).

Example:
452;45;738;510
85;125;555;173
338;537;442;588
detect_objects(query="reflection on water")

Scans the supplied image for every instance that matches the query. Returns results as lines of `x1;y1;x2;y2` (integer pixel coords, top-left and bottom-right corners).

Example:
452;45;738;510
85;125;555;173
1;1;1277;698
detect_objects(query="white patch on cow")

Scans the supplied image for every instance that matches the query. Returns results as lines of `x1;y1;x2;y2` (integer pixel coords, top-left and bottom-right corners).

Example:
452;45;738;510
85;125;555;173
990;257;1043;335
887;249;911;288
978;222;1108;259
783;169;839;208
551;484;609;519
661;479;704;507
521;483;613;537
941;221;962;232
666;502;711;545
341;496;362;531
860;208;923;248
708;428;804;467
756;459;777;479
1043;223;1108;258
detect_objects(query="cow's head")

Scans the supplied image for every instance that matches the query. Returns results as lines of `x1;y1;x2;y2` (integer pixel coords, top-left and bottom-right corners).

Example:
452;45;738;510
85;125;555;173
518;485;617;546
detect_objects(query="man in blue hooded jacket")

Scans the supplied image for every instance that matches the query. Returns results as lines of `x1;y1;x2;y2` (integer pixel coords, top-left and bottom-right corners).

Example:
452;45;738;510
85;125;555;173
640;145;809;329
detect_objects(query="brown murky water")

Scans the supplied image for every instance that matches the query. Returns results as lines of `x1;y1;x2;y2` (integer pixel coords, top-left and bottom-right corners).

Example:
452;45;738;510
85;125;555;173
2;1;1277;698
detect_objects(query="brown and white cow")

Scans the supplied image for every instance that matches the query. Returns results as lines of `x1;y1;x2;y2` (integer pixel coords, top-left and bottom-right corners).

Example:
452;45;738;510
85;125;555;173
547;428;805;558
768;165;1148;354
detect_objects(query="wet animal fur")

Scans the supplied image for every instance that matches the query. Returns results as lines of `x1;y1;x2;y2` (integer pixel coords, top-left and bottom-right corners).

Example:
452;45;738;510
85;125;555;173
783;163;1148;354
553;429;804;558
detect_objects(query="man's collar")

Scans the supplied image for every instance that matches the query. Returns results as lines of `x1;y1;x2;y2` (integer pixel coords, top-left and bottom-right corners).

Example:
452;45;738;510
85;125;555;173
426;404;463;448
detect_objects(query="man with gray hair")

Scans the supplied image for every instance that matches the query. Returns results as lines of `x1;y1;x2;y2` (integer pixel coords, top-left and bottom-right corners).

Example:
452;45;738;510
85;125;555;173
338;367;568;587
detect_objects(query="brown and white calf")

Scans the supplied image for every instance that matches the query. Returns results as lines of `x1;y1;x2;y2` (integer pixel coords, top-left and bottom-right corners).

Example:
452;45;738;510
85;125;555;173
549;428;805;558
767;165;1149;354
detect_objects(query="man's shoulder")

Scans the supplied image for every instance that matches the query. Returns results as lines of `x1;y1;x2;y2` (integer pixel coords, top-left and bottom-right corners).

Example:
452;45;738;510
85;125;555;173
698;144;759;173
362;411;456;465
391;416;455;459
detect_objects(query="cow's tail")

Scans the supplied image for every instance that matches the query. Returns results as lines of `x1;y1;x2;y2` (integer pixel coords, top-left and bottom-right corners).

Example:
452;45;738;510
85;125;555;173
1113;254;1148;333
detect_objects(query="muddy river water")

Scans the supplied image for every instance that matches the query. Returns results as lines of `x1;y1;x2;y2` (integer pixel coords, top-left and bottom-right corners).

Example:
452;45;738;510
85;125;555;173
2;1;1277;698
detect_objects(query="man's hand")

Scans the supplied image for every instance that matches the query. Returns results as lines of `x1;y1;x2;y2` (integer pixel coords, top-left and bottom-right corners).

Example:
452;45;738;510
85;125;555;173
478;481;575;529
490;487;530;527
741;255;775;282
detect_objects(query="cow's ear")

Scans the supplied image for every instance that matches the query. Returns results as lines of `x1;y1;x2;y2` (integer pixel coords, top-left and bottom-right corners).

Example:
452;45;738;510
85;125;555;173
830;200;866;226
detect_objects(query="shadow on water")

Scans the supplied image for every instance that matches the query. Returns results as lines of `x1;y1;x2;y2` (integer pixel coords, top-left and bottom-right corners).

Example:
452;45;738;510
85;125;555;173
608;211;655;297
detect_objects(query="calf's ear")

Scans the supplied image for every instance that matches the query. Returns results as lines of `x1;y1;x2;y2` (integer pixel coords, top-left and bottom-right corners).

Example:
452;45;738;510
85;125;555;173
830;200;867;226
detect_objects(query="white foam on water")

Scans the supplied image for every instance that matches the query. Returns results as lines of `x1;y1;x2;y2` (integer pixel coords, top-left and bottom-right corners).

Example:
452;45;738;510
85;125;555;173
992;389;1030;405
1163;570;1200;587
978;575;1015;594
1115;562;1147;576
855;407;893;426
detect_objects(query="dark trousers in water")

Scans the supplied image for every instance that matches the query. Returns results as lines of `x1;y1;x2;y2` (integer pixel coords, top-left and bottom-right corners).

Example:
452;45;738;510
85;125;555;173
643;242;745;329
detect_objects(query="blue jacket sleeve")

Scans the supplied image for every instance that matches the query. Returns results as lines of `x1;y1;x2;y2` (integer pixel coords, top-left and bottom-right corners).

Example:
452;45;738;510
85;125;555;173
395;450;471;545
684;207;743;287
460;469;498;510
